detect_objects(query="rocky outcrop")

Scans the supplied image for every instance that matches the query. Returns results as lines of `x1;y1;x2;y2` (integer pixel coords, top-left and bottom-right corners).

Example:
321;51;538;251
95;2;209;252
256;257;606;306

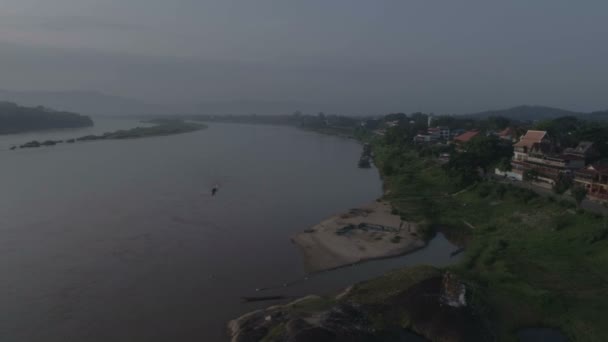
229;266;492;342
228;296;376;342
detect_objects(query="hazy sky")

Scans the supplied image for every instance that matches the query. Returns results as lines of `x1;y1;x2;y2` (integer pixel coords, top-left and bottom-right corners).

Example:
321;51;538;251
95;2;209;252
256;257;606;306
1;0;607;114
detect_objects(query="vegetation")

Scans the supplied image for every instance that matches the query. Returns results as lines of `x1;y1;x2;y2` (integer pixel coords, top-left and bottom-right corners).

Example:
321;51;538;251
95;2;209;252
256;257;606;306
0;101;93;134
76;120;205;141
365;120;608;341
15;120;205;149
553;173;573;194
572;185;588;209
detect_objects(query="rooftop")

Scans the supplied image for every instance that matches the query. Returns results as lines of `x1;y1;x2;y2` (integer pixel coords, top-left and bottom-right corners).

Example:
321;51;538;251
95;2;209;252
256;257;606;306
453;130;479;143
514;130;547;149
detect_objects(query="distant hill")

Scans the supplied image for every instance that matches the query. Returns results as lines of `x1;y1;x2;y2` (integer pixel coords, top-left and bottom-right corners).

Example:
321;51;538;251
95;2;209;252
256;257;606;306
0;101;93;134
587;110;608;121
0;89;172;117
461;105;585;121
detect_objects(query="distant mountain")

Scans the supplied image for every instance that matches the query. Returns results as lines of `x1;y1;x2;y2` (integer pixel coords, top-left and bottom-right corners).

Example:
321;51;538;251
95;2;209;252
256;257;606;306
192;99;323;116
587;110;608;121
461;105;584;121
0;101;93;134
0;89;172;117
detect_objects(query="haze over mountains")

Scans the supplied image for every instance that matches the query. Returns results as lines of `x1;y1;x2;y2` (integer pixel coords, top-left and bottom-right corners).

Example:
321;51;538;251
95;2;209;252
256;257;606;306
0;89;169;117
462;105;608;121
1;89;607;121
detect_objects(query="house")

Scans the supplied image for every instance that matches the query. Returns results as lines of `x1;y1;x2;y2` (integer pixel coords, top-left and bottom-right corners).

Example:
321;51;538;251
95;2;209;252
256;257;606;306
574;163;608;201
511;130;585;184
453;130;479;146
438;153;451;164
386;120;400;128
428;126;450;140
414;126;450;144
413;134;434;143
496;127;515;142
563;141;597;163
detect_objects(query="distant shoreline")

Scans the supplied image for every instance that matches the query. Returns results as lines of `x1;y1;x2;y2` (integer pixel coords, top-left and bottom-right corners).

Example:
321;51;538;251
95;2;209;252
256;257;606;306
9;119;206;150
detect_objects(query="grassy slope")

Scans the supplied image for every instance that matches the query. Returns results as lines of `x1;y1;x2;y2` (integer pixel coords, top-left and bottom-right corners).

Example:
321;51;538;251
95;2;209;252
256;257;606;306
372;139;608;341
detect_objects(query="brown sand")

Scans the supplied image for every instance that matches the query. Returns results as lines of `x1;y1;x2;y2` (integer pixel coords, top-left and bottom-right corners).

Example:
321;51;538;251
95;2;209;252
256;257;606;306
292;201;425;273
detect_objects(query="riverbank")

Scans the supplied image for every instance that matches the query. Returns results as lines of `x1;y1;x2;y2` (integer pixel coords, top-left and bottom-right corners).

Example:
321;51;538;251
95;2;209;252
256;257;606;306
228;127;607;341
370;140;607;340
228;266;490;342
292;200;425;273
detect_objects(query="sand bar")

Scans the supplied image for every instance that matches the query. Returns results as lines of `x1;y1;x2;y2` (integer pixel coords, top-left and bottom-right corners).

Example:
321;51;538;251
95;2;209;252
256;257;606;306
292;200;425;273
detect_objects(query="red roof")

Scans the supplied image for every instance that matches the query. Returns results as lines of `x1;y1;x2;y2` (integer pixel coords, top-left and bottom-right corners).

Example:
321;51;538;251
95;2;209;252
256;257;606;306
453;130;479;143
589;164;608;173
498;127;513;137
514;130;547;148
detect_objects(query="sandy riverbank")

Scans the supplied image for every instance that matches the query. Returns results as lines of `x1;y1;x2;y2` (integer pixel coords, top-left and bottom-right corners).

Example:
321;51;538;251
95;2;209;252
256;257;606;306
292;200;426;273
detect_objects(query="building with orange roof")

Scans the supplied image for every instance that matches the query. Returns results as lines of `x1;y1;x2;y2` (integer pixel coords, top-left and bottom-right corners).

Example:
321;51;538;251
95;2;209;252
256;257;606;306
453;130;479;144
510;130;585;184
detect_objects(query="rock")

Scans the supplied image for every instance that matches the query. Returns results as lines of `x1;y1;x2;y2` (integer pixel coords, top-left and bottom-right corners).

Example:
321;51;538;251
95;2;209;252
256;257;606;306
9;146;16;150
440;272;466;308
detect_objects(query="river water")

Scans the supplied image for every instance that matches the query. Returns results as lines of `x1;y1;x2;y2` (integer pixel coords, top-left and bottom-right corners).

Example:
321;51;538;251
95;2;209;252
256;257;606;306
0;119;458;341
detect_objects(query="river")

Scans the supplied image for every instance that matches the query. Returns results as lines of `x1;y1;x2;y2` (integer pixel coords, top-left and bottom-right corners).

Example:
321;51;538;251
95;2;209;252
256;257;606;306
0;119;459;341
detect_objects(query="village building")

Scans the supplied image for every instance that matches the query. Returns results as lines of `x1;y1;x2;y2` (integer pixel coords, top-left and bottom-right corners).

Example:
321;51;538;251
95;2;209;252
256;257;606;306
496;127;515;142
428;126;451;140
452;130;479;150
510;130;585;184
563;141;597;164
574;163;608;201
414;126;450;144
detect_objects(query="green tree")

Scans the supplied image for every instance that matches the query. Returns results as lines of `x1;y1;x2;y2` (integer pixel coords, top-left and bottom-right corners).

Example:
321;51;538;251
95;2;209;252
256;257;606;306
497;158;512;172
572;185;588;209
553;173;573;195
465;135;513;173
444;152;481;186
523;169;539;182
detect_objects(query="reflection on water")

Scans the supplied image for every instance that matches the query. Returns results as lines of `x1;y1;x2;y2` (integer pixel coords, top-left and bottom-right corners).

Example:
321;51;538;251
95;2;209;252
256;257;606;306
248;233;460;300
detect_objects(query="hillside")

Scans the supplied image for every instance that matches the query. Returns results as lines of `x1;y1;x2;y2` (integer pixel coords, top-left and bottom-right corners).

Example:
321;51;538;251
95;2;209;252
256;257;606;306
0;101;93;134
0;89;171;117
460;105;608;122
461;105;583;121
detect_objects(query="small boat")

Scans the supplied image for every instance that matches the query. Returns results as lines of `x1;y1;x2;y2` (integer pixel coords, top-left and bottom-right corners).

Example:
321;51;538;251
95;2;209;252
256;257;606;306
241;295;286;302
358;156;371;168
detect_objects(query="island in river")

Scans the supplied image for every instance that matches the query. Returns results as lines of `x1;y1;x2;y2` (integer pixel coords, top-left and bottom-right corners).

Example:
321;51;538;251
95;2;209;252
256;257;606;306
14;119;206;149
0;101;93;134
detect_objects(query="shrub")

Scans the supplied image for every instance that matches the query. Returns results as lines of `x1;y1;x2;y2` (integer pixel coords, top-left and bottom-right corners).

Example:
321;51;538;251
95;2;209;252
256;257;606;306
477;184;492;198
559;199;575;208
495;184;507;199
